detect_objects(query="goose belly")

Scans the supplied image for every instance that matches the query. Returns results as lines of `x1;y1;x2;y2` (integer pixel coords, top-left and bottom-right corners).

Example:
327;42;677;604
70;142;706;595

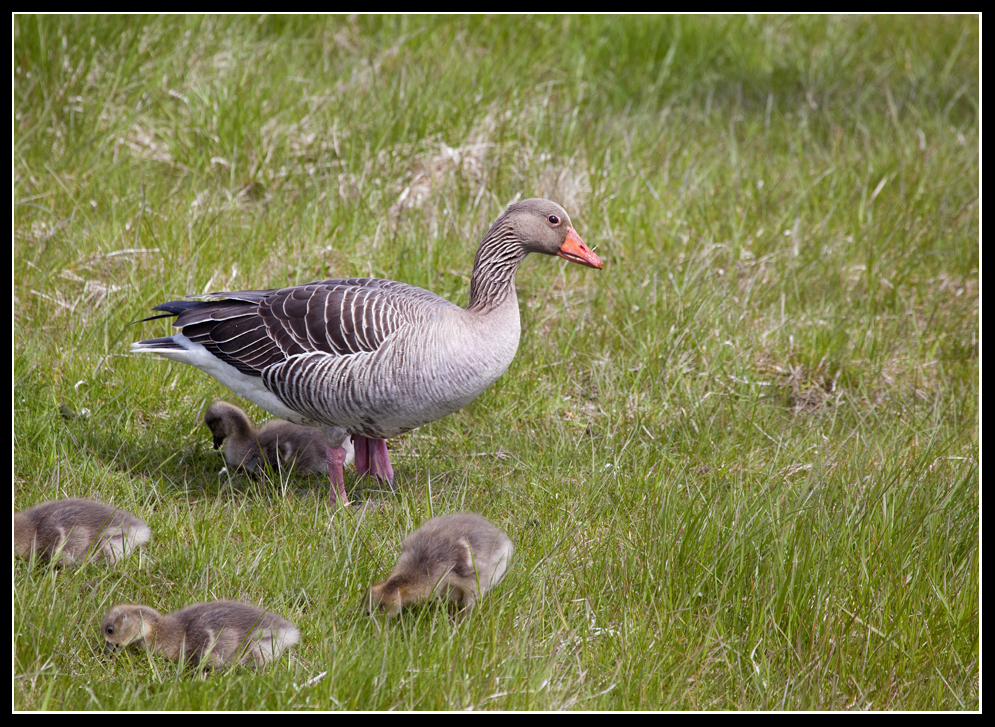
266;319;520;438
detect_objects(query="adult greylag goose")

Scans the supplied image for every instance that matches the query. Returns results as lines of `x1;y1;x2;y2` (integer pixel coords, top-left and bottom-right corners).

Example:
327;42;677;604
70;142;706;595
133;198;602;504
14;499;151;565
204;400;354;476
367;513;514;618
101;600;299;668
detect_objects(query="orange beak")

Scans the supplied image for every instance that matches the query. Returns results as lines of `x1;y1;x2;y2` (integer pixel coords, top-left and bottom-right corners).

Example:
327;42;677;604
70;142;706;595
557;227;603;269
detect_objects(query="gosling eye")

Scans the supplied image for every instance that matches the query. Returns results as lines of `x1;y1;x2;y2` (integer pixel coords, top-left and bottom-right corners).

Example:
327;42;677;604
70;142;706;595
105;626;114;635
547;214;560;226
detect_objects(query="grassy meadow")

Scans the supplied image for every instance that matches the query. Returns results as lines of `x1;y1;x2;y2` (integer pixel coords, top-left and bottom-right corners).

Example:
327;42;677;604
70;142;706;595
14;15;978;710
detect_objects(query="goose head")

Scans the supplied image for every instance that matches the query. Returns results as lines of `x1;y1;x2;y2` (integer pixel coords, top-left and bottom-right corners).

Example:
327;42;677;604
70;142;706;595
495;199;603;269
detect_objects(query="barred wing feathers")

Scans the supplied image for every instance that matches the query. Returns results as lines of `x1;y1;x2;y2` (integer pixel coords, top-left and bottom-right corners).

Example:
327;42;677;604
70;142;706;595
151;278;457;378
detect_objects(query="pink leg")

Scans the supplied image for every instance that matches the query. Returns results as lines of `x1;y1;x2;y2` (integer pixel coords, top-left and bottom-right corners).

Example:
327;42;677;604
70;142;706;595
352;436;395;488
370;438;395;487
325;444;350;505
353;435;370;477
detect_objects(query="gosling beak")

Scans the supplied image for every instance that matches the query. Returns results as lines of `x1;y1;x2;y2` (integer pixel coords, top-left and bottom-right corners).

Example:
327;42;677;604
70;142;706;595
212;436;224;450
557;227;603;269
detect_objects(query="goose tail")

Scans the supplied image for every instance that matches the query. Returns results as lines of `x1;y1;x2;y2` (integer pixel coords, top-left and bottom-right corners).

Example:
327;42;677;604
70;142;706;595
130;334;196;364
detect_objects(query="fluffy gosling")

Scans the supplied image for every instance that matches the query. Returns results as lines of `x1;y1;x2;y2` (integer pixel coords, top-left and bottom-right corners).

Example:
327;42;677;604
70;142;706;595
204;400;354;475
367;513;514;618
14;499;151;565
101;600;300;668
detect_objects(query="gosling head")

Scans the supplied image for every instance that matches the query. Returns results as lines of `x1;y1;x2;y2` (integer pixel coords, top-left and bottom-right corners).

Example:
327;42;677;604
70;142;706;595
365;582;404;619
204;401;250;450
101;604;158;652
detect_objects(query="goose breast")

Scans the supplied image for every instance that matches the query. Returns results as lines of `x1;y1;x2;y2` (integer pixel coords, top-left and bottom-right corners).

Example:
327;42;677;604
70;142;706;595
272;286;521;438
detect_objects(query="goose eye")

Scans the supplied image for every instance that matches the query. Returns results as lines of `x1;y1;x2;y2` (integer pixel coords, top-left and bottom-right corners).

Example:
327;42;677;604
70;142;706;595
547;215;560;225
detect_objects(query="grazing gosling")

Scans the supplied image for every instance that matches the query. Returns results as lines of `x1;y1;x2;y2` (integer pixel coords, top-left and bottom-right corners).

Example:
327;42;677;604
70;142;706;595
204;400;354;474
367;513;514;618
101;600;300;668
14;499;151;565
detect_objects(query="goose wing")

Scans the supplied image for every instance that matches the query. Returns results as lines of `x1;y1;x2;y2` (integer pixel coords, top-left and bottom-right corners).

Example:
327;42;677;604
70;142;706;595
149;278;455;377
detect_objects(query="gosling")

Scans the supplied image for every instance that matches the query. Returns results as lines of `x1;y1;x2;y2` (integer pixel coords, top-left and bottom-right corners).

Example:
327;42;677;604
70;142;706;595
367;513;514;618
101;600;300;668
14;499;151;565
204;400;354;475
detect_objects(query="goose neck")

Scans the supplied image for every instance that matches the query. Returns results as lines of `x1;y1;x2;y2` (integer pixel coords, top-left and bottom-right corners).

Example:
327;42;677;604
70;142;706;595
466;234;528;313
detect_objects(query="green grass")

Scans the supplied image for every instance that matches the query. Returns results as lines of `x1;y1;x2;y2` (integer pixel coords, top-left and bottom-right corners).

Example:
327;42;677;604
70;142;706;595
14;15;978;710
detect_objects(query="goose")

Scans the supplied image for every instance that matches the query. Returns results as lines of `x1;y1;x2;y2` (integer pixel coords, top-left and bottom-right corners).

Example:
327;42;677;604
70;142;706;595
14;499;151;565
204;400;354;476
133;198;602;504
101;600;300;668
366;512;514;618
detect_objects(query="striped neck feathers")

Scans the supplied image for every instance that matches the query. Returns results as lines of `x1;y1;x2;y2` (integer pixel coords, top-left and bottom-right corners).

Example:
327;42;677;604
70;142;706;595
466;223;529;313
